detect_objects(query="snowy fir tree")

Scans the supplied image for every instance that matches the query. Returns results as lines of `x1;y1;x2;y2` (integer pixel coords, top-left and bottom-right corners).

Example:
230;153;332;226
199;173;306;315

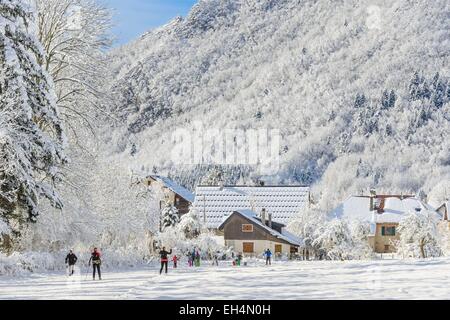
0;0;66;249
161;202;180;231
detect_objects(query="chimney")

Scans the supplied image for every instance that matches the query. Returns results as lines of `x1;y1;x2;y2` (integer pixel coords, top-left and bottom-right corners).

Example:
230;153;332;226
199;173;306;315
261;208;266;226
268;213;272;229
369;189;376;211
218;179;224;191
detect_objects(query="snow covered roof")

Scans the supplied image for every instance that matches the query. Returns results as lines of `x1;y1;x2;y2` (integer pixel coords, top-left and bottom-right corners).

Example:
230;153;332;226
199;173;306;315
148;175;195;202
218;209;303;246
436;201;449;220
193;185;310;228
331;195;441;224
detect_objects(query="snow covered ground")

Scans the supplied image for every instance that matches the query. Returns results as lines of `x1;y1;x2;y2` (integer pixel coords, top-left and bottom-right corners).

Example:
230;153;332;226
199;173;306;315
1;258;450;300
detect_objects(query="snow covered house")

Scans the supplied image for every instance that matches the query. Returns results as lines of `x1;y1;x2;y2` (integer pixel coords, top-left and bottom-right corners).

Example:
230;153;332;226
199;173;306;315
218;209;302;256
332;194;440;253
145;175;194;216
193;185;311;229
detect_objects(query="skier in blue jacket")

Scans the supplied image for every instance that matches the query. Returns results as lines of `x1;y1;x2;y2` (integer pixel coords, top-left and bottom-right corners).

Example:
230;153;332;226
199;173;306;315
265;249;272;265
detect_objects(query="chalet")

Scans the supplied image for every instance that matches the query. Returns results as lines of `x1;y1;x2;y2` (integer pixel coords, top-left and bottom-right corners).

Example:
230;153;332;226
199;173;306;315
145;175;194;216
193;185;310;229
332;193;441;253
218;209;302;256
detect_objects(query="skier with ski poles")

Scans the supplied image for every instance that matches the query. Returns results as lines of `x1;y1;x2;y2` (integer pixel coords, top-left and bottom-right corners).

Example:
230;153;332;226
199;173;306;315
89;247;102;280
65;249;78;276
159;246;172;274
265;248;272;265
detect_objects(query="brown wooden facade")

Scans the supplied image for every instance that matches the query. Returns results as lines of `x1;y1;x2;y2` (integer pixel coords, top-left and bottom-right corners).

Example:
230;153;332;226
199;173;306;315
220;213;290;244
218;211;300;255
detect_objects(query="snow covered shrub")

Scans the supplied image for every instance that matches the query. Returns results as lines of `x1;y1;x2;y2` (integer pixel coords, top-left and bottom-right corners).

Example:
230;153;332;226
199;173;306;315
396;212;442;258
348;220;375;260
155;226;185;252
287;207;325;257
177;206;202;239
196;231;224;259
313;219;355;261
155;208;225;259
0;251;65;275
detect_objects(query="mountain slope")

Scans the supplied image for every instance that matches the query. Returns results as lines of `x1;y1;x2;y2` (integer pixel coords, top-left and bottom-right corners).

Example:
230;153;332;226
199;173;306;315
105;0;450;209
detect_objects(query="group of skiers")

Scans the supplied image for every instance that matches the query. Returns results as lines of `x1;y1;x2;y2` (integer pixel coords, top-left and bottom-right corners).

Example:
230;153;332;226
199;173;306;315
158;247;204;274
64;246;274;279
187;249;201;267
64;247;102;280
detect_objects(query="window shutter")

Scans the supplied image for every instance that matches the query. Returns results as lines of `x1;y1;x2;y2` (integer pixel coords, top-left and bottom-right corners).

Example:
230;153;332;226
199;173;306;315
381;226;385;235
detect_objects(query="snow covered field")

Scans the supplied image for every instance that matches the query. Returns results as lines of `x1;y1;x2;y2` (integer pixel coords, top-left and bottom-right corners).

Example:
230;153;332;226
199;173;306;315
1;258;450;300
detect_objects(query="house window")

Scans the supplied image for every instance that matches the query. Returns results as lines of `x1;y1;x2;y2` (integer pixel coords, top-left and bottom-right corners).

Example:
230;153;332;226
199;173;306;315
381;226;396;236
242;224;254;233
243;242;254;253
275;244;282;253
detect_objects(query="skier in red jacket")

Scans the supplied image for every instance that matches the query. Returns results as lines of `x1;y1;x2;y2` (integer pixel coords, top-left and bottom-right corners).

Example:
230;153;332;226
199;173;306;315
159;247;172;274
88;247;102;280
172;255;178;268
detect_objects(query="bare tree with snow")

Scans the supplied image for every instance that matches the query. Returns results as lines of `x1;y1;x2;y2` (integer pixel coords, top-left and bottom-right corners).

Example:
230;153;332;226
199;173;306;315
33;0;113;133
396;211;442;259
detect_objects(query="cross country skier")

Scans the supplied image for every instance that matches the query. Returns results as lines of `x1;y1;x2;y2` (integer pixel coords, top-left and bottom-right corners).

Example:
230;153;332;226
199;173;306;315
191;249;196;266
172;254;178;268
187;253;193;267
159;247;172;274
265;248;272;265
89;247;102;280
195;250;201;267
65;249;78;276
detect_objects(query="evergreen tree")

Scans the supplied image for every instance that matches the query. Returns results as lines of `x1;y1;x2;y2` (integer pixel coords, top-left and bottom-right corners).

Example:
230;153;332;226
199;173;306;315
388;90;397;108
433;80;447;109
161;202;179;230
381;90;390;110
354;93;366;108
200;166;224;186
409;71;421;100
0;0;66;242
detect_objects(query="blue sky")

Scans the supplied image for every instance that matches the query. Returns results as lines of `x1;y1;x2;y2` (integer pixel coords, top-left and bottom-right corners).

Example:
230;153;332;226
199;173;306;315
107;0;198;46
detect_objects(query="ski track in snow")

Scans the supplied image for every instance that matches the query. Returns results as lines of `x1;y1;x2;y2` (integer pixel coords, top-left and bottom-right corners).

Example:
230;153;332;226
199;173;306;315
1;259;450;300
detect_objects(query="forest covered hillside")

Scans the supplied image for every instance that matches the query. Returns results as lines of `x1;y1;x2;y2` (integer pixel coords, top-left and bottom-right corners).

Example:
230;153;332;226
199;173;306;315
105;0;450;210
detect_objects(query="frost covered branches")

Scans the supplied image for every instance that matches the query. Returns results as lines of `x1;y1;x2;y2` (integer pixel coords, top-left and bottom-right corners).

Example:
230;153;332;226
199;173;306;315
156;206;223;258
34;0;113;133
288;208;373;261
1;0;66;247
396;211;442;259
